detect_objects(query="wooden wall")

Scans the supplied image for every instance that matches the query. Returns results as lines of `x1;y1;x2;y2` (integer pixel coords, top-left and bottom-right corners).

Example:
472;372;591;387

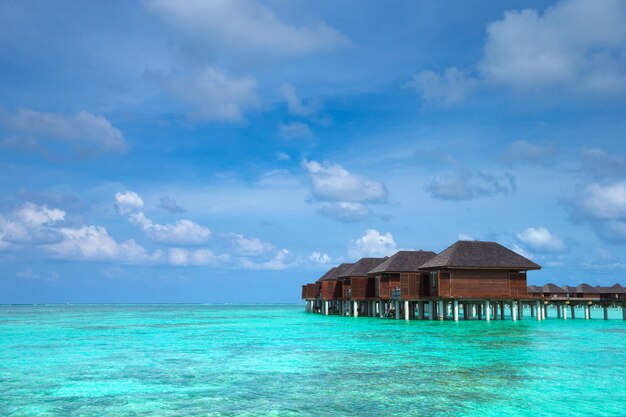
376;274;400;299
351;276;376;299
435;269;528;298
305;283;320;299
301;285;307;299
321;280;343;300
400;273;430;298
509;272;527;297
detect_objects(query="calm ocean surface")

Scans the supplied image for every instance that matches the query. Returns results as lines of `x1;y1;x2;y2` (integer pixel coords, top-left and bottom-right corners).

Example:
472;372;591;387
1;304;625;416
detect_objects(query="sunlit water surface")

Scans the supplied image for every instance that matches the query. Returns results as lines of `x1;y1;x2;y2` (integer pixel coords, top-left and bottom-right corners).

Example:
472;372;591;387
1;304;625;416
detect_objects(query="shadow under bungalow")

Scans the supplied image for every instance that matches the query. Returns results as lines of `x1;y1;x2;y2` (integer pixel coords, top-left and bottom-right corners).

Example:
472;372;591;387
302;240;626;321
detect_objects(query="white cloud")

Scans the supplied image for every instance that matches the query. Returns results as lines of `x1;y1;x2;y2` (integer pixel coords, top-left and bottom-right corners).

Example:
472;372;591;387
0;202;65;247
308;251;330;265
349;229;397;259
302;159;388;203
580;148;626;178
458;233;474;241
0;107;127;156
144;0;349;58
168;247;226;266
566;181;626;244
517;226;566;253
500;140;558;166
115;191;144;215
281;84;322;117
412;0;626;104
426;171;516;201
574;182;626;221
157;66;260;122
240;248;295;270
116;190;211;245
46;225;159;263
230;233;274;255
511;244;534;260
278;121;313;139
480;0;626;96
275;151;291;161
407;67;476;106
317;202;370;222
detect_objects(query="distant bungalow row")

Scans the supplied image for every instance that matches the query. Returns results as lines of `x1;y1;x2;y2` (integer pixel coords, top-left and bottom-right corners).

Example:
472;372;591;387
301;240;626;321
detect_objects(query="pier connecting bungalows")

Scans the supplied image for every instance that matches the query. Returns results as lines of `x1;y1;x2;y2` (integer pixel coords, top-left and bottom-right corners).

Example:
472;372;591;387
302;239;626;320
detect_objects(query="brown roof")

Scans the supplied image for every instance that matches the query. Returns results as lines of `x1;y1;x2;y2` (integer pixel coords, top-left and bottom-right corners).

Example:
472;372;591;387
542;283;567;294
315;267;337;283
319;263;354;281
338;258;387;278
367;250;437;274
419;240;541;270
576;283;601;294
527;285;542;293
607;284;626;294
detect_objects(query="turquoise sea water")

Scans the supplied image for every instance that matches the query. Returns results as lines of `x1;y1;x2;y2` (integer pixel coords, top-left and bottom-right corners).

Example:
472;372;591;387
1;304;625;416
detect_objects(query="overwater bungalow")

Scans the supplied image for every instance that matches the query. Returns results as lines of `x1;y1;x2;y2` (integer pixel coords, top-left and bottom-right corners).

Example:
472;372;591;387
419;240;540;299
336;257;387;316
317;263;353;315
302;239;626;321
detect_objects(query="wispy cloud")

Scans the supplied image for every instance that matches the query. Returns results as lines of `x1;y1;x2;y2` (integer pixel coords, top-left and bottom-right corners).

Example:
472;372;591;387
0;107;127;158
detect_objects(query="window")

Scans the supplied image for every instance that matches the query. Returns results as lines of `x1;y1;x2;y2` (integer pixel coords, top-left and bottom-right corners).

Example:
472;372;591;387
430;271;438;289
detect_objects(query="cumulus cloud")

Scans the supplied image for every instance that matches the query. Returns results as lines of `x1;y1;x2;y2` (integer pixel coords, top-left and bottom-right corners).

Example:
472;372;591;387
308;251;331;265
240;248;295;270
0;107;127;157
0;202;65;247
348;229;398;259
407;67;476;106
281;84;322;117
168;247;226;266
580;148;626;178
115;191;211;244
144;0;349;58
115;191;144;215
278;121;313;139
316;202;371;222
46;225;159;263
458;233;475;241
302;159;388;203
565;181;626;243
517;226;566;253
480;0;626;96
426;171;516;201
155;66;260;122
159;197;186;213
230;233;274;255
500;140;559;166
411;0;626;104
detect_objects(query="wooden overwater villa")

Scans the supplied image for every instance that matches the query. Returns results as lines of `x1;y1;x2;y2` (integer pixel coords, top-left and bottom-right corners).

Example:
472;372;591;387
301;240;626;321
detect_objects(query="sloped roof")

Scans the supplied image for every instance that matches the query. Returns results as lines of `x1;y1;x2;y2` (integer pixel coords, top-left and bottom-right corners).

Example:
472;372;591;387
527;285;541;293
419;240;541;270
562;285;577;293
367;250;437;274
318;263;354;281
607;283;626;294
576;284;601;293
338;258;387;278
315;267;337;283
542;283;567;294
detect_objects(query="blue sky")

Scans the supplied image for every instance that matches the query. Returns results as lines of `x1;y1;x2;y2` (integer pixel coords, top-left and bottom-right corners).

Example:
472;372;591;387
2;0;626;303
